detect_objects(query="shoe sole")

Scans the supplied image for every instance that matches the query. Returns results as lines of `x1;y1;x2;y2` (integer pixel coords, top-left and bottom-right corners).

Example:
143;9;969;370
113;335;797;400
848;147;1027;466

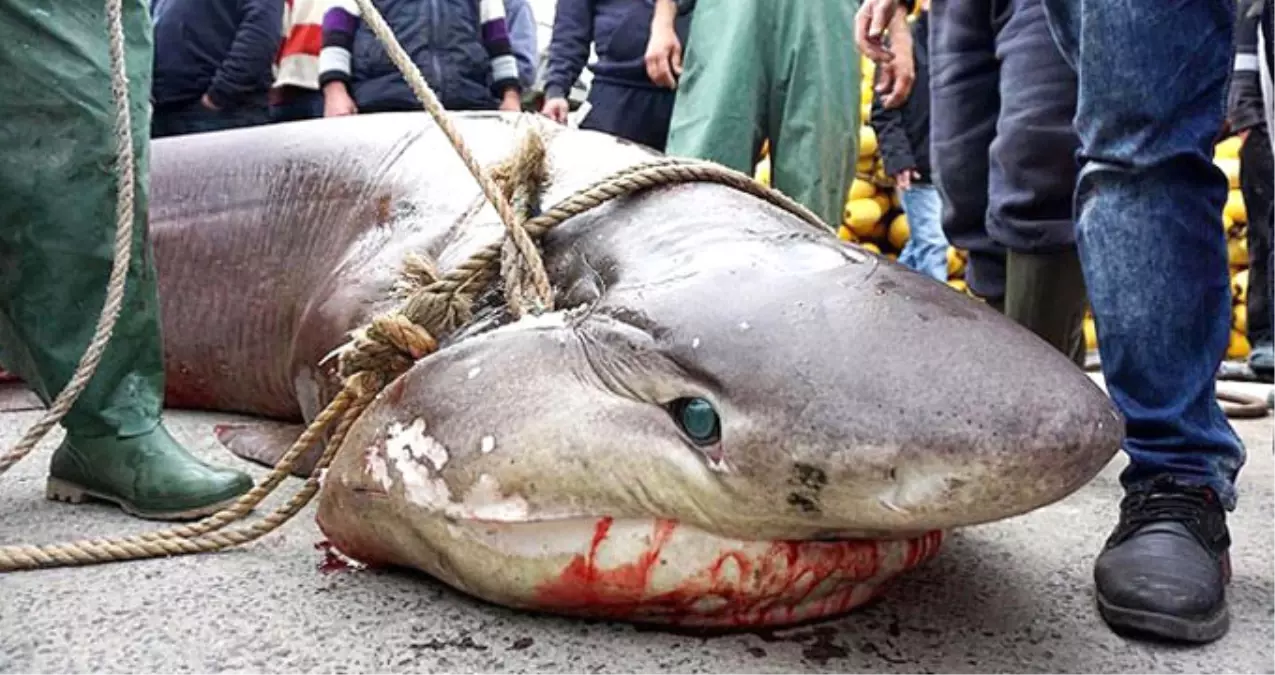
46;477;241;522
1096;592;1230;644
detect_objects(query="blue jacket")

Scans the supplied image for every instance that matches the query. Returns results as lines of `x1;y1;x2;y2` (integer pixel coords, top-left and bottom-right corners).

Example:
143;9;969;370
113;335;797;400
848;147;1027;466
150;0;284;109
340;0;521;112
543;0;691;100
505;0;540;90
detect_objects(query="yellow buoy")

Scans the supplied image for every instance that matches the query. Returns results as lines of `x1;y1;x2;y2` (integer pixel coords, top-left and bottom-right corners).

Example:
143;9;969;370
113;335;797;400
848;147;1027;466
837;225;855;242
1225;189;1247;224
860;241;882;255
1214;158;1241;190
1084;316;1097;351
1227;330;1251;360
754;158;770;186
849;178;876;201
888;213;910;250
1234;304;1248;334
860;126;878;158
873;194;892;214
1215;135;1242;160
844;198;884;238
947;247;966;278
948;279;967;293
857;155;875;174
1233;268;1249;305
1229;236;1249;268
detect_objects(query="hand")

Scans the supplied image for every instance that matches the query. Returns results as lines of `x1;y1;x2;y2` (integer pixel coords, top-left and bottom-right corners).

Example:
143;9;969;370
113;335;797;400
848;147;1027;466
542;97;570;124
499;90;523;112
874;10;916;108
856;0;905;63
200;93;220;111
323;82;358;117
894;168;919;190
645;27;683;89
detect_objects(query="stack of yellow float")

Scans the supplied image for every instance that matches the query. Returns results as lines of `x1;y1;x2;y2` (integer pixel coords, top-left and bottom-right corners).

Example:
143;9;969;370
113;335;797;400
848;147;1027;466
754;48;1253;361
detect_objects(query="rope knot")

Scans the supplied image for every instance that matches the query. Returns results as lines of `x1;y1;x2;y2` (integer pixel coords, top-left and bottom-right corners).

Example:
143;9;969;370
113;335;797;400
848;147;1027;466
336;312;439;380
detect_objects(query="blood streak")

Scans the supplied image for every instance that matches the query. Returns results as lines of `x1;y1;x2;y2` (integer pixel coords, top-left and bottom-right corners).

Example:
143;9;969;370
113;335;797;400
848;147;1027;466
536;517;679;607
534;522;944;628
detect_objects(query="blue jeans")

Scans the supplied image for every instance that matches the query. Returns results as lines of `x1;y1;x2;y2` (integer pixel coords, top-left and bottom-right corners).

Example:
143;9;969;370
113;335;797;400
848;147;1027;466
1042;0;1245;508
897;184;949;282
151;98;269;139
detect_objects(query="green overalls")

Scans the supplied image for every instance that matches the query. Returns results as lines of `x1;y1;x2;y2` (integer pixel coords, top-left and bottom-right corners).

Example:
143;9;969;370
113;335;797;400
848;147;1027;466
0;0;251;519
664;0;862;231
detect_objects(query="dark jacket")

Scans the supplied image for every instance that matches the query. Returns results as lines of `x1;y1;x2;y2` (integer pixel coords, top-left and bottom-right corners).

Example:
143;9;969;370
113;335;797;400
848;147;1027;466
150;0;284;109
543;0;691;101
331;0;522;112
1230;0;1273;133
869;11;931;183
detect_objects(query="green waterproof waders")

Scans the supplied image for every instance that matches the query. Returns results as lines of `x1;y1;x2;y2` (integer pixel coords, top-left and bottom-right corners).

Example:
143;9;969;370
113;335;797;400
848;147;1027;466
665;0;862;231
0;0;251;520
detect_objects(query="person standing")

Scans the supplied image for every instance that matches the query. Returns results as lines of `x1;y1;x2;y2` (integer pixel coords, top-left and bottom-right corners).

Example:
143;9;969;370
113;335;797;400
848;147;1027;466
869;1;948;283
150;0;284;137
270;0;330;123
927;0;1088;365
318;0;523;116
1230;0;1275;380
541;0;689;151
645;0;913;231
858;0;1247;646
0;0;254;519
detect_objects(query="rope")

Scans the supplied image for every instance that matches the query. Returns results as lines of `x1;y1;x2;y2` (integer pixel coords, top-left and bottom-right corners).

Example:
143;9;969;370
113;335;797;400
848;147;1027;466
0;0;138;475
0;0;836;573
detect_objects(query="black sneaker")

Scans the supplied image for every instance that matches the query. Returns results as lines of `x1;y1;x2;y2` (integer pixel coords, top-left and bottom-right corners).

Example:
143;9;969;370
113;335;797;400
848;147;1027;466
1094;480;1232;644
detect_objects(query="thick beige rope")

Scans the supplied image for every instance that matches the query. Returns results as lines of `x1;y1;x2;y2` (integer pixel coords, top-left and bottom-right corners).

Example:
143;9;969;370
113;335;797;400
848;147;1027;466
0;0;138;477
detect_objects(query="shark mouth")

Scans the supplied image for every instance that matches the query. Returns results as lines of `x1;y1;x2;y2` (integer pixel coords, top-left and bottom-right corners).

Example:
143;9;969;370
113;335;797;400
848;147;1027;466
319;504;945;628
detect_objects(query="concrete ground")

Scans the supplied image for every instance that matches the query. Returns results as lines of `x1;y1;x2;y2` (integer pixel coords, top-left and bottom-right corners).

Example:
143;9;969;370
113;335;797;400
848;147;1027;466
0;376;1271;674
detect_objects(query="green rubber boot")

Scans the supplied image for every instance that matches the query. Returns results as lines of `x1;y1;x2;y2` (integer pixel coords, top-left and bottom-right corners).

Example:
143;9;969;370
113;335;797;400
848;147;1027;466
0;0;253;520
1004;247;1089;368
47;425;253;520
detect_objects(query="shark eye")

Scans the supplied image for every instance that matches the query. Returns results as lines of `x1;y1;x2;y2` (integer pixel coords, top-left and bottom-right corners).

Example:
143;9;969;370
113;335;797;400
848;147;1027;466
670;397;721;445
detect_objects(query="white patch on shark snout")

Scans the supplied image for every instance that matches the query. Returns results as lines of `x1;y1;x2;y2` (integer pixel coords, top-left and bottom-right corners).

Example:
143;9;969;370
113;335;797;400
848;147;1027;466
445;473;530;521
467;366;482;380
738;321;751;331
481;435;496;454
881;467;960;513
383;418;453;508
691;337;701;349
385;418;449;471
365;449;393;491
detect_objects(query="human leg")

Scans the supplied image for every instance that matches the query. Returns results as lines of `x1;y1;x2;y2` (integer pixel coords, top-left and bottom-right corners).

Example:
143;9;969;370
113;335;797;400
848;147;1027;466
992;0;1088;365
663;0;767;174
1044;0;1244;644
898;184;949;282
1239;124;1274;376
766;0;861;231
0;0;252;519
928;0;1006;302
